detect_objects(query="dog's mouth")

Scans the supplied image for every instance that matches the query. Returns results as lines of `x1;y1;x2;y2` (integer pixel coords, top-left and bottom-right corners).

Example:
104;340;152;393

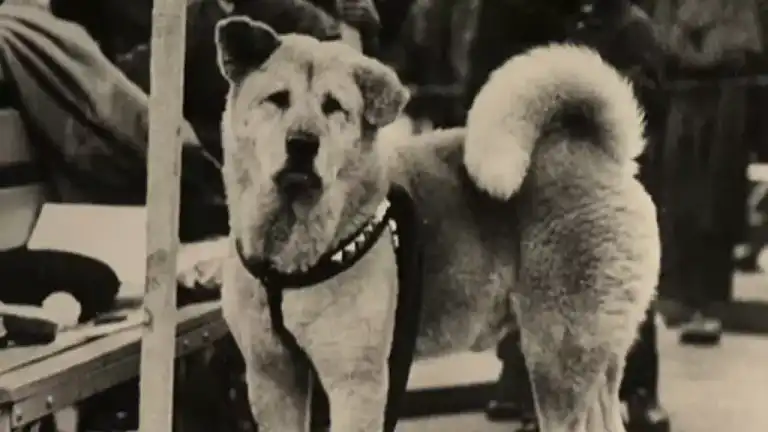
274;167;323;199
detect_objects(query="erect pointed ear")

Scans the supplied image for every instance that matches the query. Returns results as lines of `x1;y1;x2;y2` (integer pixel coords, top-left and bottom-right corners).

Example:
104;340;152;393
214;16;281;82
354;58;410;127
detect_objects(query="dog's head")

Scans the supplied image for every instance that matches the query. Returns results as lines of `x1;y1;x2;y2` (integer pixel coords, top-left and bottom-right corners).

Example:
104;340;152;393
215;17;408;202
214;17;408;266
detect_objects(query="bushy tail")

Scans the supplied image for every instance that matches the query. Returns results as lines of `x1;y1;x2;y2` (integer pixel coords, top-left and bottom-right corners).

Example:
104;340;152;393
463;43;646;200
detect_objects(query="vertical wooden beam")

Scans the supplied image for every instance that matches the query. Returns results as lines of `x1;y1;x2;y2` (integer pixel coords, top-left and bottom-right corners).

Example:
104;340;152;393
138;0;188;430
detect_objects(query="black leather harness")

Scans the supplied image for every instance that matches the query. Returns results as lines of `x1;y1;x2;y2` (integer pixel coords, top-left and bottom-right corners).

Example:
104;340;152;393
236;184;423;431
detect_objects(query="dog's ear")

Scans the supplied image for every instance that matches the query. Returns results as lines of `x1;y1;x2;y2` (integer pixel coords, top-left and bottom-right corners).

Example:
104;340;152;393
215;16;281;82
354;58;410;127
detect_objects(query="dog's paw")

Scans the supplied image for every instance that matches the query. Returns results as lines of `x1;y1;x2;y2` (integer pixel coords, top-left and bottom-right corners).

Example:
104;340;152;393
178;257;225;290
177;237;229;290
177;255;225;307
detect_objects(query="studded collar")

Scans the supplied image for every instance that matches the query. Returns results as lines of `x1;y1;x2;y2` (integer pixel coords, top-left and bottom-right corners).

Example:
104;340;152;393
236;196;400;291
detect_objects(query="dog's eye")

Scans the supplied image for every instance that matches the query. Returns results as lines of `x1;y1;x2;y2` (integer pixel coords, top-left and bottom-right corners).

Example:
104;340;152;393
321;95;345;115
264;90;290;109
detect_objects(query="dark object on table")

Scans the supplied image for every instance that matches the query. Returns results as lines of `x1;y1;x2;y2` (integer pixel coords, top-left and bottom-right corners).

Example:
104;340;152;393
0;247;120;322
1;304;58;345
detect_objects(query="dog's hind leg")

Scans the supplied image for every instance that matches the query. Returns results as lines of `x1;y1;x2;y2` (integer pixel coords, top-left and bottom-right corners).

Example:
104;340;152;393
514;297;634;432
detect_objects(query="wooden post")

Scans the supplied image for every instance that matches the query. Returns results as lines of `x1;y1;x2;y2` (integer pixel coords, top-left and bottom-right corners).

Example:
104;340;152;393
138;0;188;430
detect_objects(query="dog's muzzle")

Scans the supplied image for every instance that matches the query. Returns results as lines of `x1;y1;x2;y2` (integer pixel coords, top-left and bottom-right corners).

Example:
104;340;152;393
274;131;322;197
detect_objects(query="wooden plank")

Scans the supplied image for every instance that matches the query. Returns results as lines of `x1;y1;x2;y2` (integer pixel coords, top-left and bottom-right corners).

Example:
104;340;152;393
0;286;193;380
0;303;225;429
139;0;188;429
0;302;220;402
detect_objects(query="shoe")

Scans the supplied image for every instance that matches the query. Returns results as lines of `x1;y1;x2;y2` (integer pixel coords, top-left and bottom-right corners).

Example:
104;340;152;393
485;399;522;421
679;313;722;346
625;392;671;432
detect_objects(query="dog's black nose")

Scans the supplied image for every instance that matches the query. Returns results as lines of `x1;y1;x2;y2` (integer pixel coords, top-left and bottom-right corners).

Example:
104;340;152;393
286;132;320;163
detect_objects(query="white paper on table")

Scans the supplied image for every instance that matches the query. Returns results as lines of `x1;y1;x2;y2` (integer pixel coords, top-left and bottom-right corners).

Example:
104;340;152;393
27;204;147;285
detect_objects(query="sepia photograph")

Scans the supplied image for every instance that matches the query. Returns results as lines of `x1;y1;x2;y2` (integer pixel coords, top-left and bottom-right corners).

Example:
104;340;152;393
0;0;766;431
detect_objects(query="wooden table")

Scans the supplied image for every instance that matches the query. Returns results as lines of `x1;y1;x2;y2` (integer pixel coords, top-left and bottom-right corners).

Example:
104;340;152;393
0;300;227;431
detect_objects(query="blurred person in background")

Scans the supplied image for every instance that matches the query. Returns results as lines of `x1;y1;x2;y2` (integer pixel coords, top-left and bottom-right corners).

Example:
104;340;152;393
50;0;347;162
379;0;479;130
650;0;764;346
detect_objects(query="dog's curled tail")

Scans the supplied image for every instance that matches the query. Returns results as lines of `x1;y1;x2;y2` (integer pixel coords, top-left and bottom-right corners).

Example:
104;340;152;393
463;43;646;200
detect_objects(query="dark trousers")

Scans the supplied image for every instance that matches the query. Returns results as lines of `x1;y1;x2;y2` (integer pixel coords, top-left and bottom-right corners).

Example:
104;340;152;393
657;83;749;307
621;307;659;399
670;223;735;309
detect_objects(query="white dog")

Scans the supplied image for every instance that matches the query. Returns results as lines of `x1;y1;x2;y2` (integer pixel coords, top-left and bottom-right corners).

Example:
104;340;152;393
211;16;658;432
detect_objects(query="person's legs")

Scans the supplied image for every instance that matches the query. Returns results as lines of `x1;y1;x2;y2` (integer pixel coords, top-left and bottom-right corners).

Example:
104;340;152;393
620;308;658;400
621;307;670;432
485;330;532;422
677;224;723;346
681;83;750;344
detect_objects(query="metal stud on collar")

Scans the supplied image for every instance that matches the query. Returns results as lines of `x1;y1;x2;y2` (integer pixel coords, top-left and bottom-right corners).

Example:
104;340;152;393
329;199;391;263
388;219;399;249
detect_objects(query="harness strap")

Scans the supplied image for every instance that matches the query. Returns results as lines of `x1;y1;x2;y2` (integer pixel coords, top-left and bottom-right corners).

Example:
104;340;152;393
240;185;422;431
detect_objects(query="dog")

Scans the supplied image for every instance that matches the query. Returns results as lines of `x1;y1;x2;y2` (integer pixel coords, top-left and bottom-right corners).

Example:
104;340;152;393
212;15;659;432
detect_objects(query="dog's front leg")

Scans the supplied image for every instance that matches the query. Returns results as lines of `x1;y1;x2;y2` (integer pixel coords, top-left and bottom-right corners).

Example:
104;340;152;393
230;321;311;431
223;270;310;431
242;344;310;432
283;276;397;432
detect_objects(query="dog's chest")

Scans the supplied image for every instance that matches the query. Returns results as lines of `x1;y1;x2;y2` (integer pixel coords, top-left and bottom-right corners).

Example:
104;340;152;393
222;229;401;346
280;230;399;340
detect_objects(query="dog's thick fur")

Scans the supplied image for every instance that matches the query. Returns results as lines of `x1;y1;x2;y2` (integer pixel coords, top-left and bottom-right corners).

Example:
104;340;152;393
214;16;659;432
